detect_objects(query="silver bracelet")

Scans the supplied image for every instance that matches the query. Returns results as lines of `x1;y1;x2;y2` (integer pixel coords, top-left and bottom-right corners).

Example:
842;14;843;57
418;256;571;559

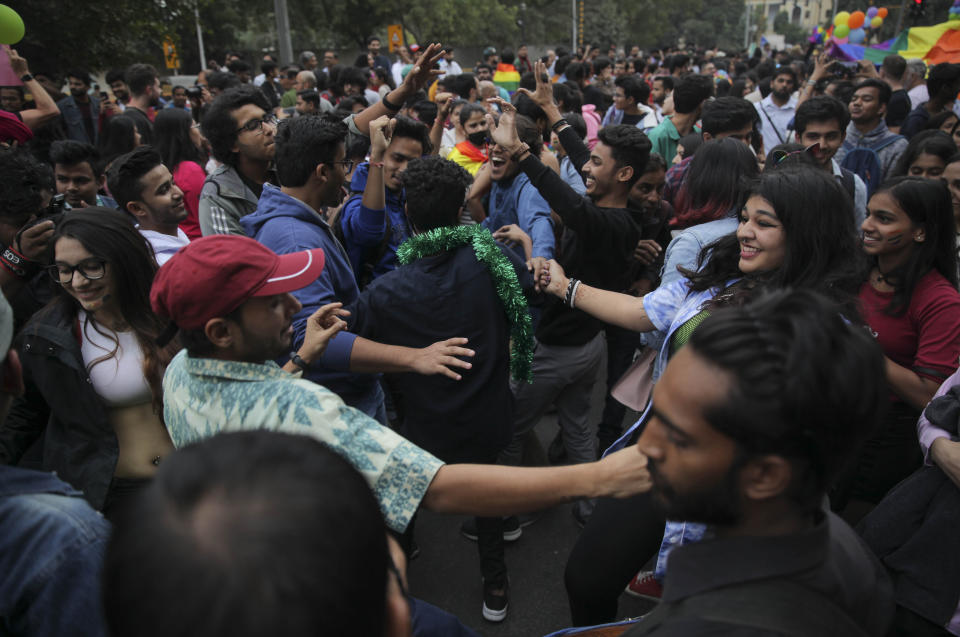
570;280;582;309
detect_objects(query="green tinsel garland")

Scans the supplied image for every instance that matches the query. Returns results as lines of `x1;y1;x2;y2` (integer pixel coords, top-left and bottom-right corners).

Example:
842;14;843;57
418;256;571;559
397;225;534;383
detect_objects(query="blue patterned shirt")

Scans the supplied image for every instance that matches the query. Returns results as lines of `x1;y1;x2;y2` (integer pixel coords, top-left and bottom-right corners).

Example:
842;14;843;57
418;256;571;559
162;350;444;532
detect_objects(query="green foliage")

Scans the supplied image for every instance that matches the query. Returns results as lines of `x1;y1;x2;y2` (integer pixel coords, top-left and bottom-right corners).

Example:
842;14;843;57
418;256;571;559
773;10;808;44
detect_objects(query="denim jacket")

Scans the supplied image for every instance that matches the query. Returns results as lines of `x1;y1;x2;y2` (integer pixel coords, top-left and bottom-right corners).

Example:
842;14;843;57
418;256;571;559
603;277;737;578
0;466;110;637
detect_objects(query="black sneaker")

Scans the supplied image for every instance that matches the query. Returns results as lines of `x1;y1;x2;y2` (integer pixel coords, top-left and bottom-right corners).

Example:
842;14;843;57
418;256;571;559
482;580;509;622
460;515;522;542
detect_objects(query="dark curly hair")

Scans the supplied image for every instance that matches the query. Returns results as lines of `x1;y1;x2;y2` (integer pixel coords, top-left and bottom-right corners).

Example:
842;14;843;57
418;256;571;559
0;149;47;226
400;156;473;231
201;86;271;165
596;124;652;186
274;115;347;188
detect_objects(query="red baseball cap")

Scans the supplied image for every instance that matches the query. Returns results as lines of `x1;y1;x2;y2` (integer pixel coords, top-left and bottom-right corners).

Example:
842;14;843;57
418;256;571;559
0;111;33;145
150;235;325;330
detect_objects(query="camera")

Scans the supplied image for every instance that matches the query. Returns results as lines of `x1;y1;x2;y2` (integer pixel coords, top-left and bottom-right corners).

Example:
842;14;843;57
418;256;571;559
186;86;203;99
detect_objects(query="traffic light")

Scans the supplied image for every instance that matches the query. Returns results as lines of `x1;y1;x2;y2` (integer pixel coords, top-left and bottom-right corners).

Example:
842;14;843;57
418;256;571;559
910;0;926;18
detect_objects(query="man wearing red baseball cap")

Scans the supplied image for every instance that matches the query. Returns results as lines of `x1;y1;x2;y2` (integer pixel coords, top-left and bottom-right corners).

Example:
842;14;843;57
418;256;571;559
153;234;653;542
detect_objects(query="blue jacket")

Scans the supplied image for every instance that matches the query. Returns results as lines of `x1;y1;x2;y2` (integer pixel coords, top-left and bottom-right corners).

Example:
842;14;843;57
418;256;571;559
56;95;100;145
240;184;378;407
339;163;411;284
0;466;110;637
482;171;555;261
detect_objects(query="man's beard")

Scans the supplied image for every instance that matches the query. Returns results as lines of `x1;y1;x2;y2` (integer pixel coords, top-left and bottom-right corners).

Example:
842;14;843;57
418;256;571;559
647;455;745;527
772;89;792;102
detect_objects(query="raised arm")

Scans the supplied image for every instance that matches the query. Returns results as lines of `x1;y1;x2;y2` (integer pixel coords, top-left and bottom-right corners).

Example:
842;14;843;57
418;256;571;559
353;43;444;136
430;91;453;156
541;259;656;332
7;48;59;130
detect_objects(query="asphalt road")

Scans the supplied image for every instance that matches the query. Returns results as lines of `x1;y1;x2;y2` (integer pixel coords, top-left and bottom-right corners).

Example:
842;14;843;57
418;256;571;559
407;354;657;636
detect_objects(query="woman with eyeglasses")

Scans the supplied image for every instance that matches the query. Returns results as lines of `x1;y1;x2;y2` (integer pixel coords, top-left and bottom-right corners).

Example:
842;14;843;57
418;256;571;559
154;108;209;239
0;209;179;520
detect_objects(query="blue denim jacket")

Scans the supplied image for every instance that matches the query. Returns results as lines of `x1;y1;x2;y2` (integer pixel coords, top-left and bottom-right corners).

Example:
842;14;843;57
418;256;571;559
603;276;737;581
0;466;110;637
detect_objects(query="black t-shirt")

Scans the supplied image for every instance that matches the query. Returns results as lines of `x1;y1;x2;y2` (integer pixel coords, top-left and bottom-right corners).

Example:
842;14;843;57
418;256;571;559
886;89;911;128
621;112;643;127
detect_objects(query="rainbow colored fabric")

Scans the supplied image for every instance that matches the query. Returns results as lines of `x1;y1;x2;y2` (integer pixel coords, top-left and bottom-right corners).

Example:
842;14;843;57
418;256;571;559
826;20;960;64
493;63;520;94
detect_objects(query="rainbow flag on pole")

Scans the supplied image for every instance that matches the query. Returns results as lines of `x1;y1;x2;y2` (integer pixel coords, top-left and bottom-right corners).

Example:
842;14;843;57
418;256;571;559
826;20;960;64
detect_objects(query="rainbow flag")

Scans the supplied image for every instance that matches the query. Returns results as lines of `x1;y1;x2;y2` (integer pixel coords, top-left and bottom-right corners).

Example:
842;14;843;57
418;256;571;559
826;20;960;65
493;63;521;94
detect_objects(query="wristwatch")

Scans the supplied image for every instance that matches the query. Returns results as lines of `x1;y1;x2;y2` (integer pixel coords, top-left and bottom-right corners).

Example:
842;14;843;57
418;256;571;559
19;74;33;83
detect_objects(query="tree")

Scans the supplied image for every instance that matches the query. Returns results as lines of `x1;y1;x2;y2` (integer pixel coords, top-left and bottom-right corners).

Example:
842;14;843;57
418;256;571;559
773;10;808;45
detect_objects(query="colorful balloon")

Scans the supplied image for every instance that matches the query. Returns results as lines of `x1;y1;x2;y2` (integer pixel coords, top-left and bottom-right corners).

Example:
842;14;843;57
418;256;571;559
878;7;888;18
867;6;879;17
849;26;867;43
848;11;866;28
0;5;24;45
835;23;851;38
871;16;884;27
834;11;851;26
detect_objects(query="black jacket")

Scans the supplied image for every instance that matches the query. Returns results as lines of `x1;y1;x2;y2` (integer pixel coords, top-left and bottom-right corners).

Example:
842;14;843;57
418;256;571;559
0;303;118;509
347;242;535;463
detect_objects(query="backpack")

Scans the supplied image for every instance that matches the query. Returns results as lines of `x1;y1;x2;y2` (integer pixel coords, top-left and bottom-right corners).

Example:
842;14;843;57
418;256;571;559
839;167;856;202
840;135;903;197
330;192;394;290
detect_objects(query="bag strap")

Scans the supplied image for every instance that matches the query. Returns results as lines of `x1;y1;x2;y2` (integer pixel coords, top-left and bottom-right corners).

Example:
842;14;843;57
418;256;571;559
840;168;856;200
628;578;871;637
871;134;904;152
760;105;787;145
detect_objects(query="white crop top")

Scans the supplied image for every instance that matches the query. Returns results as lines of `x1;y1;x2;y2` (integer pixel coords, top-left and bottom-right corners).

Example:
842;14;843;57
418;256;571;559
78;311;152;408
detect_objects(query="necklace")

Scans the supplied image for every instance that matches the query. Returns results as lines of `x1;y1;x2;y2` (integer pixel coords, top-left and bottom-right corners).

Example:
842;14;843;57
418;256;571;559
397;225;534;383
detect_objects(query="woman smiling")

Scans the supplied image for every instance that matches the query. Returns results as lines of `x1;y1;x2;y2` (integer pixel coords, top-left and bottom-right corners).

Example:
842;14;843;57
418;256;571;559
834;177;960;514
0;209;179;520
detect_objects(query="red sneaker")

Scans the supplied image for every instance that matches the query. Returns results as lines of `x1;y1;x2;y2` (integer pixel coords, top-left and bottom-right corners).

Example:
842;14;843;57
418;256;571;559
624;570;662;600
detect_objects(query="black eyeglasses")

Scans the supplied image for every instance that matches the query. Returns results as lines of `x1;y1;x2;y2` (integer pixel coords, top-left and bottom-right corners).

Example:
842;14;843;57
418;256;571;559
236;114;278;134
47;258;107;285
328;159;355;173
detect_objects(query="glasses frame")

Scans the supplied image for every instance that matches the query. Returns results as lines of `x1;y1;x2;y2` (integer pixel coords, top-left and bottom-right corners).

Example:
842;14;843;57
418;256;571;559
47;258;107;285
328;159;356;173
236;113;279;135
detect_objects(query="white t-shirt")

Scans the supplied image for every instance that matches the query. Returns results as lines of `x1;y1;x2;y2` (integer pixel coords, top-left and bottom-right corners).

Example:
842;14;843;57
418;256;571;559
79;311;152;408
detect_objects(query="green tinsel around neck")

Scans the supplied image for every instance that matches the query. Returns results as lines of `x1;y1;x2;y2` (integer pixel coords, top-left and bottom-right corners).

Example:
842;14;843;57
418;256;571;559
396;225;534;383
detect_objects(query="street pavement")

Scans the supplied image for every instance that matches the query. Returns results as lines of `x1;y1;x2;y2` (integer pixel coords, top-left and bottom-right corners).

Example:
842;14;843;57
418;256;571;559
407;355;657;636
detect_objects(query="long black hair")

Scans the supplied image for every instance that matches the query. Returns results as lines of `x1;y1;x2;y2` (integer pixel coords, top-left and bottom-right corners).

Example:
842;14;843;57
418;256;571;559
153;108;205;172
98;115;141;166
683;165;864;318
870;176;959;315
673;138;759;229
46;209;176;412
892;129;957;177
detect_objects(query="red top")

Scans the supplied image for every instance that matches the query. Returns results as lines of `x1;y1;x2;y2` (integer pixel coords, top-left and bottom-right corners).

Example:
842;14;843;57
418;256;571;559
859;268;960;389
174;160;206;240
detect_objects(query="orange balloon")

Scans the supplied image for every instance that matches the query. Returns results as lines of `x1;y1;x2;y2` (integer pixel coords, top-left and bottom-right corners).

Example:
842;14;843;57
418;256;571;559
848;10;866;28
878;7;888;18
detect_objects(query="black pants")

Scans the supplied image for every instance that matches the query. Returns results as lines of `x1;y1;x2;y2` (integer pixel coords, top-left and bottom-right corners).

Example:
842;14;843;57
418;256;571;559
564;490;666;626
102;476;152;523
597;327;646;453
400;450;507;588
832;401;923;512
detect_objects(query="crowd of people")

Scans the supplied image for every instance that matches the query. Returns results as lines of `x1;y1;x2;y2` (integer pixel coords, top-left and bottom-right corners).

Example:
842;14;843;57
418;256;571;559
1;33;960;637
